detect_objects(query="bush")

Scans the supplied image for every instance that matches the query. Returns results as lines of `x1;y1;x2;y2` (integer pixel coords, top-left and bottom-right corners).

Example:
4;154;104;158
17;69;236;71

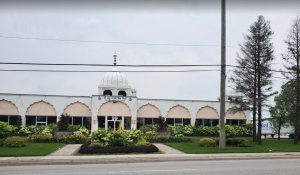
73;127;89;137
54;134;90;144
140;124;158;140
0;122;16;138
107;130;128;146
57;114;69;131
126;129;143;145
18;125;45;136
199;137;217;147
91;129;109;145
193;126;219;136
46;124;59;133
226;138;249;147
146;136;192;143
135;139;151;146
79;143;159;154
0;138;4;147
4;136;25;147
67;125;81;132
28;134;53;143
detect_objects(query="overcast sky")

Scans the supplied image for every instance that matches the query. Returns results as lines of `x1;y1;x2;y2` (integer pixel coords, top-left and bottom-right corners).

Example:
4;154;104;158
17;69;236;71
0;0;299;106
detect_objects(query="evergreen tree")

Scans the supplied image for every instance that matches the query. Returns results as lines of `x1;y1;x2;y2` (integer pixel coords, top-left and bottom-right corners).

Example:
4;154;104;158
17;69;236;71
269;94;289;140
230;16;275;144
282;16;300;143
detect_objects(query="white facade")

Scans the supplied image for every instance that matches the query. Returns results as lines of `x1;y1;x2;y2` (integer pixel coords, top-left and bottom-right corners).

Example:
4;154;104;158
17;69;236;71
0;66;250;131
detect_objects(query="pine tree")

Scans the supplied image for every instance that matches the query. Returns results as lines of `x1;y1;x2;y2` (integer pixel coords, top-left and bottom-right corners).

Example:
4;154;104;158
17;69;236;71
230;16;275;144
282;16;300;143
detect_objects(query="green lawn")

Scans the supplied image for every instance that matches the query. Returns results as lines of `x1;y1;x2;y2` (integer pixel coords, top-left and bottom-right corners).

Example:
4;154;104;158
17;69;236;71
0;142;65;157
165;139;300;154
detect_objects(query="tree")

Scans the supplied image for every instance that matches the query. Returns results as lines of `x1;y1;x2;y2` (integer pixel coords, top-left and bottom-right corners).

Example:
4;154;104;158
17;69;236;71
57;114;69;131
282;16;300;144
230;16;275;144
269;95;289;140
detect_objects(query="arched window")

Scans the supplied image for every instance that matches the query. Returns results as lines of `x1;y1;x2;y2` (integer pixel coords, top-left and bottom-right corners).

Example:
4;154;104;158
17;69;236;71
118;91;127;96
103;90;112;96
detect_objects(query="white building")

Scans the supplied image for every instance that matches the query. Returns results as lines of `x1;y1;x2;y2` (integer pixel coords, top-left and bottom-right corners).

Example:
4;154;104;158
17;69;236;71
0;58;250;131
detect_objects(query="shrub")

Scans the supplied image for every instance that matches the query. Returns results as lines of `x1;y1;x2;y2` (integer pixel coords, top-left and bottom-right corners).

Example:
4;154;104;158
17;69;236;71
199;137;217;147
73;127;89;137
135;139;151;146
57;114;69;131
67;125;81;132
140;124;158;140
28;133;53;143
193;126;219;136
54;134;90;144
0;122;16;138
91;129;109;146
169;125;194;137
4;136;25;147
79;143;159;154
146;136;192;143
0;138;4;147
226;138;249;147
46;124;59;133
107;130;128;146
126;129;143;145
18;125;45;136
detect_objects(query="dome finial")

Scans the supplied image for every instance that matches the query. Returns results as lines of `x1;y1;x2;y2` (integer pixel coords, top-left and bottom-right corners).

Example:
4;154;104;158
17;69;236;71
113;51;117;66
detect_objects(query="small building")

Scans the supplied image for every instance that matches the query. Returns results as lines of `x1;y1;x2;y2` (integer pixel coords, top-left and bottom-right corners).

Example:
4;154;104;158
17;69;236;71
0;56;250;131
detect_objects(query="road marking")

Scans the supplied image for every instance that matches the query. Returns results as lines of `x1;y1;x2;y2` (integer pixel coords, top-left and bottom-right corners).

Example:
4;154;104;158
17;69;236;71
119;168;197;173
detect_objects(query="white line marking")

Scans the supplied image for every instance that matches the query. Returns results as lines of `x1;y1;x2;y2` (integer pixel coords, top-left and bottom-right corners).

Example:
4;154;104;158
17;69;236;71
119;168;197;173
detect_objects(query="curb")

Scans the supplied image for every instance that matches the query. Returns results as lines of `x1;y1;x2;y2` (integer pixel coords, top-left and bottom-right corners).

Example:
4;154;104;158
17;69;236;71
1;153;300;166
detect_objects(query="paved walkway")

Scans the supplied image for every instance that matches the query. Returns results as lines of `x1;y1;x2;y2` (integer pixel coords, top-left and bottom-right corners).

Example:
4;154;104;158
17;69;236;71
153;143;184;154
49;144;82;156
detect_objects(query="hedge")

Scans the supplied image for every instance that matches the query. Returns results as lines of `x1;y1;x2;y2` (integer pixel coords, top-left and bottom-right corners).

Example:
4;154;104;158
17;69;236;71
79;143;159;154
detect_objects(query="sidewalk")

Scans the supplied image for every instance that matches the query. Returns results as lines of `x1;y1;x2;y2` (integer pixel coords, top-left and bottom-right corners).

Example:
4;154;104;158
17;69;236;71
49;144;82;156
1;152;300;166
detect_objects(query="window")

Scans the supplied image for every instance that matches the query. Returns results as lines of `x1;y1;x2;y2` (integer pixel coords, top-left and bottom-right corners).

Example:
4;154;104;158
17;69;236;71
103;90;112;96
98;116;105;128
166;118;191;126
69;116;92;129
36;116;47;126
196;119;219;127
137;117;158;129
0;116;8;123
118;91;127;96
226;119;246;126
26;116;57;126
124;117;131;130
0;115;20;126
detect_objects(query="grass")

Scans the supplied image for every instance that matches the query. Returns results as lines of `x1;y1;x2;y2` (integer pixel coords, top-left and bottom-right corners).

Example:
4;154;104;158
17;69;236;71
165;139;300;154
0;142;65;157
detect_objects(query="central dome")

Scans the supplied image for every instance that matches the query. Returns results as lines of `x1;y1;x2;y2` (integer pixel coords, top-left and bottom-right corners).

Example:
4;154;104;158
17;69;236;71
99;67;130;89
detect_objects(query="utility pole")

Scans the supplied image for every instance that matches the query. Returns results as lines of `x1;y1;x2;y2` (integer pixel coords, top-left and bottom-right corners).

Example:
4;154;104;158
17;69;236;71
219;0;226;149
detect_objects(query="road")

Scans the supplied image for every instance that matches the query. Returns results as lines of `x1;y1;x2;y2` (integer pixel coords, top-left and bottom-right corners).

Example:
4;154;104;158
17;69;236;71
0;158;300;175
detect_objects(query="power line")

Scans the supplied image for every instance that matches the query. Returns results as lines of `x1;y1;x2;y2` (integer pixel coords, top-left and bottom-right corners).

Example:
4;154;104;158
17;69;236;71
0;61;294;74
0;34;238;48
0;69;220;73
0;61;221;67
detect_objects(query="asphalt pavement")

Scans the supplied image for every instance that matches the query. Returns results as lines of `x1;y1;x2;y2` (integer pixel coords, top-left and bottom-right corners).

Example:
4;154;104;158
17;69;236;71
0;158;299;175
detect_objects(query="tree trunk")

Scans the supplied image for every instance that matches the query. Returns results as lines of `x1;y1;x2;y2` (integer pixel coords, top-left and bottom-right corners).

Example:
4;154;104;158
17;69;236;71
252;51;257;142
295;25;300;144
278;126;281;140
257;48;262;144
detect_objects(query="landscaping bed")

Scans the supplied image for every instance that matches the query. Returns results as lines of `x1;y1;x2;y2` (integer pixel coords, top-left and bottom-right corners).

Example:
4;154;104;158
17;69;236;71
79;143;158;154
165;139;300;154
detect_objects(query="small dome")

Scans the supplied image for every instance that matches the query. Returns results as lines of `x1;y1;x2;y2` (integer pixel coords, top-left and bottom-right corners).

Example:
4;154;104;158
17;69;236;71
99;68;131;89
